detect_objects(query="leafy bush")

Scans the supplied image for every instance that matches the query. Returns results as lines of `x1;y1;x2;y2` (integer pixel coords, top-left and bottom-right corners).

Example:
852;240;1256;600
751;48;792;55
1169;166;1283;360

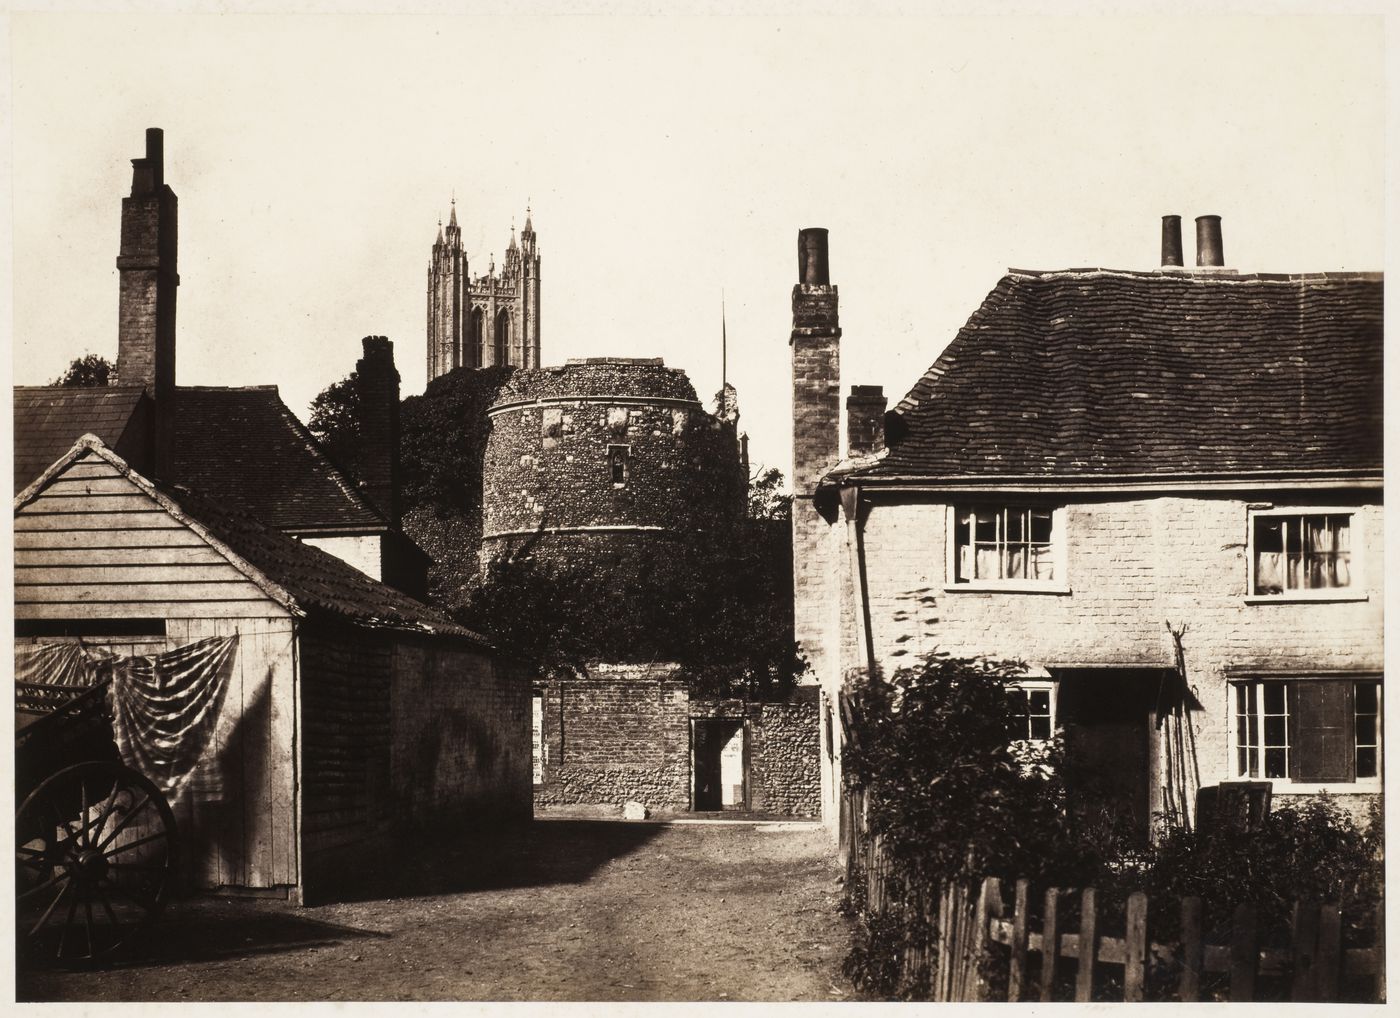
51;353;112;387
840;652;1385;1000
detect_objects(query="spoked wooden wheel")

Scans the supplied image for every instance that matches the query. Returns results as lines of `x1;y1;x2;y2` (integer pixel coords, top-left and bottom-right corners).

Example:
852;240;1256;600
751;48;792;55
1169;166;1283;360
15;761;178;966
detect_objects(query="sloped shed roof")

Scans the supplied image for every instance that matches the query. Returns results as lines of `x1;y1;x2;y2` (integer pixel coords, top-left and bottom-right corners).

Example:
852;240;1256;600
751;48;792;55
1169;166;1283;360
854;269;1382;483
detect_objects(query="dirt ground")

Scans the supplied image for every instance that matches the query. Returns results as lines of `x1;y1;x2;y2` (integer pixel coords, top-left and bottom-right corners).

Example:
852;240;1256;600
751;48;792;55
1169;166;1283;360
18;817;855;1002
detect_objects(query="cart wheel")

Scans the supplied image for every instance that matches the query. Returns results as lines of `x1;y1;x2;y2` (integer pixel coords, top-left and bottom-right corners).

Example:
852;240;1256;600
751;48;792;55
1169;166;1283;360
15;760;178;966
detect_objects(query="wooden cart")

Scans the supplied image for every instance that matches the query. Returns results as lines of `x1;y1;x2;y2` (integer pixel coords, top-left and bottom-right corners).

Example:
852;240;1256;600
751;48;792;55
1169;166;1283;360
15;667;178;965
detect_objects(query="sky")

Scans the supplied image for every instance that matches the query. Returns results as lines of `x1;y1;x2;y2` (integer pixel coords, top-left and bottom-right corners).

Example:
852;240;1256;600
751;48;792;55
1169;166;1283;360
7;11;1387;484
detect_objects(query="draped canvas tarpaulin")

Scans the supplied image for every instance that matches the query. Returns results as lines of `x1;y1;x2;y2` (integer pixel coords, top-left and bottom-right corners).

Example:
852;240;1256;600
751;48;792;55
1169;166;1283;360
14;641;111;690
14;637;238;797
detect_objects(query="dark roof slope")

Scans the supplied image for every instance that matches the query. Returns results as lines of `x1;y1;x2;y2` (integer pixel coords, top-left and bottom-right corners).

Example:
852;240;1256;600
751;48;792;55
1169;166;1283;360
168;386;386;532
13;386;147;493
164;478;485;642
859;269;1382;481
13;384;387;532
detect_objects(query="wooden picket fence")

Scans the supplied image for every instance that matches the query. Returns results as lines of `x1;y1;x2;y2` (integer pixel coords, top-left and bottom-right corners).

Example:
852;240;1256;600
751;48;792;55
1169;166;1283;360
845;795;1386;1002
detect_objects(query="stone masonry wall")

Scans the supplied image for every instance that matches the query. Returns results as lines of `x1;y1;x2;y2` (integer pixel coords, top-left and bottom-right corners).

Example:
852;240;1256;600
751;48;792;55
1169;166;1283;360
855;491;1384;821
483;360;742;546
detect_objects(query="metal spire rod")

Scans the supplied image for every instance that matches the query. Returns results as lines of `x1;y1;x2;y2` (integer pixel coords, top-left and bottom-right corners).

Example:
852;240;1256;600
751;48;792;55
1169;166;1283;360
721;290;727;395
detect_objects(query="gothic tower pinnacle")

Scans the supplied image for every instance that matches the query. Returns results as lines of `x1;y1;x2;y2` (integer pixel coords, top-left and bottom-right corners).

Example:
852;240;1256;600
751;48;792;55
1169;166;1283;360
426;201;541;383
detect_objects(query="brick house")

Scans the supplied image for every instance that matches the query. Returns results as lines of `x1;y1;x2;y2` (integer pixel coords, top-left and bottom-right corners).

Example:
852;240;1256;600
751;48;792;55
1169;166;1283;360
789;221;1383;837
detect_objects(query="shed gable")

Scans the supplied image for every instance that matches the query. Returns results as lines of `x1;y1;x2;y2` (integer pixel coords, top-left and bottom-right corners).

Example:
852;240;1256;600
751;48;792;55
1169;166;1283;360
15;450;287;620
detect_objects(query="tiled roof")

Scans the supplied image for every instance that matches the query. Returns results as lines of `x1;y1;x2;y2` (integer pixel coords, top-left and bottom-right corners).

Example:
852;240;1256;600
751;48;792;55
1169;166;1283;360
168;386;386;532
164;479;485;642
856;269;1382;482
12;384;387;533
12;386;148;493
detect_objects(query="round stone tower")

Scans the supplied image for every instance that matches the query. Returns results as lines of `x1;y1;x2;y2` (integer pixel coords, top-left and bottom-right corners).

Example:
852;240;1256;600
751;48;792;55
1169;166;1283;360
481;357;744;573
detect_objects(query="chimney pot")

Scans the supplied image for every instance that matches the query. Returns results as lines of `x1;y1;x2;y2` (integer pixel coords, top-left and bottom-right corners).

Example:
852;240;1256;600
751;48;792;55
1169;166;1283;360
1160;215;1183;267
1195;215;1224;268
798;228;830;286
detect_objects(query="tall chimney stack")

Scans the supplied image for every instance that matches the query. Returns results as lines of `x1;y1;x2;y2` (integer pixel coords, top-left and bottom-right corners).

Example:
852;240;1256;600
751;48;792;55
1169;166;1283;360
1195;215;1224;267
354;336;401;527
115;128;179;401
1160;215;1183;267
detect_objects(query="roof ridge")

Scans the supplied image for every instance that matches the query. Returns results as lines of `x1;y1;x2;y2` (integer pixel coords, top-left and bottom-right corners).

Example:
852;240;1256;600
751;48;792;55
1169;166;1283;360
174;384;282;392
1007;267;1383;283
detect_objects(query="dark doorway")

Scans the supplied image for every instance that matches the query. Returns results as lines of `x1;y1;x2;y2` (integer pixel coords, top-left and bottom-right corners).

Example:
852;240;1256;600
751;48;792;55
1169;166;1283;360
1055;668;1162;845
692;718;747;811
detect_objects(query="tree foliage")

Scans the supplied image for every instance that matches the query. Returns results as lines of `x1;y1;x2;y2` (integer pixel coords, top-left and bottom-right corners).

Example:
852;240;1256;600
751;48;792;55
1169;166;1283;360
51;354;112;387
307;370;362;469
462;498;804;700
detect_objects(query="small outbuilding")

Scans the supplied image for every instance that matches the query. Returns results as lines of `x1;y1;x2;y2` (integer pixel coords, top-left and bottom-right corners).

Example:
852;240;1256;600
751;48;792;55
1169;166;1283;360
15;435;532;903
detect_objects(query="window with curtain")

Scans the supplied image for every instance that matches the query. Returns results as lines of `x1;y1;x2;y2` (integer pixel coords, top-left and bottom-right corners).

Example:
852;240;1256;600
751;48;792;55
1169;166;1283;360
1252;512;1352;595
953;506;1058;584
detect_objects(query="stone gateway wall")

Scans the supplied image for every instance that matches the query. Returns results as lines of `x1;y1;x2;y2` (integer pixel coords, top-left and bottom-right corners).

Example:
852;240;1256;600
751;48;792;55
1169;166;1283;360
534;663;820;818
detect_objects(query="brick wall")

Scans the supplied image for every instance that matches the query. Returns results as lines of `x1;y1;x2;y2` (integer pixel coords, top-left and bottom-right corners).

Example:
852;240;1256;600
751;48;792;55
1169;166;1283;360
534;662;692;812
854;491;1384;818
535;663;820;817
389;637;533;827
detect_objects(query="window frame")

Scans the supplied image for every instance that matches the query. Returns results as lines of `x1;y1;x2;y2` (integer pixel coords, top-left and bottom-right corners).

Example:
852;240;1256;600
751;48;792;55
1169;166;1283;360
1244;506;1366;604
945;504;1070;593
1007;678;1057;746
1227;674;1382;794
607;444;630;487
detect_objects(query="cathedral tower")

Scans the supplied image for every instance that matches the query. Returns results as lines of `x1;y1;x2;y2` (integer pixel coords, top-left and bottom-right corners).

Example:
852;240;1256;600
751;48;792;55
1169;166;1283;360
425;203;541;382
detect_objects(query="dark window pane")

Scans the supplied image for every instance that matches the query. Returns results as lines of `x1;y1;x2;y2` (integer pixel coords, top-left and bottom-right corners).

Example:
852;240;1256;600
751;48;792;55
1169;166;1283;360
1029;690;1049;714
1005;510;1024;542
1238;747;1250;776
1263;683;1287;713
1355;715;1376;745
1255;517;1283;553
1357;747;1377;779
1355;682;1378;714
1031;511;1053;544
1264;715;1286;746
1264;747;1287;778
1247;749;1258;776
1030;716;1051;740
975;510;997;542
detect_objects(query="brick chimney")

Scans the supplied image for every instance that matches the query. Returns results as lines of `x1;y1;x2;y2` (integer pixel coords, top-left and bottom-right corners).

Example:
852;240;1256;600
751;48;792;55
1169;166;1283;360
846;385;886;457
791;228;841;495
115;128;178;401
355;336;401;526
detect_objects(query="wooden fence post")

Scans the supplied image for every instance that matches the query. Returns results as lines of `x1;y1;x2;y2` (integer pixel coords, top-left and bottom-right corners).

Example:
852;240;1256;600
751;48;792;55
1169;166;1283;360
1291;900;1321;1001
1124;891;1148;1002
1040;887;1060;1002
1230;903;1258;1001
1075;887;1097;1003
1377;898;1387;1003
970;877;1002;1002
1008;878;1030;1001
1179;895;1203;1002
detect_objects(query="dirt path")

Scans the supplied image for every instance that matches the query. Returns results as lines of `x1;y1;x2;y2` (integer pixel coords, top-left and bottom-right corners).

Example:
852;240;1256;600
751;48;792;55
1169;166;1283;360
19;818;854;1002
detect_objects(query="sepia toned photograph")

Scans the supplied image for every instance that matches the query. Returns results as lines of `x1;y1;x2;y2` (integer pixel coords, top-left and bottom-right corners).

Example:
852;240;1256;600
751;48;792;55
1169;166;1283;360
7;6;1387;1005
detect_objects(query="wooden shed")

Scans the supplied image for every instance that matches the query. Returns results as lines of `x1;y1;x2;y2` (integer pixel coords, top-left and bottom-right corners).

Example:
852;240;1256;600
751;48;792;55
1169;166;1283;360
15;435;532;903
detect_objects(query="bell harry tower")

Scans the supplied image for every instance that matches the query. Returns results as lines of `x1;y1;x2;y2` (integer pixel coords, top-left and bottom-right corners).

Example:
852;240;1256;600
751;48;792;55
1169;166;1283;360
426;201;541;382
